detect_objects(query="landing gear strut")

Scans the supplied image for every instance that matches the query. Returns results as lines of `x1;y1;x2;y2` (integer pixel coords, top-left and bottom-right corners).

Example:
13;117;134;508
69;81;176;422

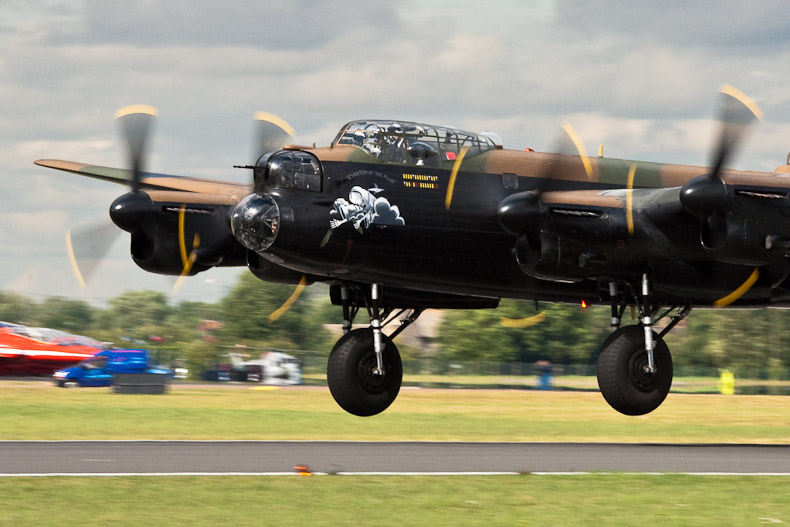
597;274;691;416
326;284;421;416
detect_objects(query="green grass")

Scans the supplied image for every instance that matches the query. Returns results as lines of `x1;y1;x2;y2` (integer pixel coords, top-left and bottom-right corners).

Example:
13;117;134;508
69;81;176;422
1;382;788;526
1;475;788;526
0;381;788;442
303;372;790;393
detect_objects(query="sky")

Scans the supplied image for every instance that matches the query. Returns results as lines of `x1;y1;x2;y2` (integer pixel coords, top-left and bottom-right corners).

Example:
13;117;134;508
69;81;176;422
2;0;790;305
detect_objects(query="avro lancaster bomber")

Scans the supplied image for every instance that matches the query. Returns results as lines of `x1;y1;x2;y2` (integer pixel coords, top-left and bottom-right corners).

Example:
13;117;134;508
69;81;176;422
36;86;789;416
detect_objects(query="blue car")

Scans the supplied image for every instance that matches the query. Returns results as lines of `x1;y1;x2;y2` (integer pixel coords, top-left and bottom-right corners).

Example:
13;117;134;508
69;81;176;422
53;349;170;387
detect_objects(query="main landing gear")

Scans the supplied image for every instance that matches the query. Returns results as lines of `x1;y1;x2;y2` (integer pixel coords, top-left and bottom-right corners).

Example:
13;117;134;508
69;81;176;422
326;284;422;416
597;274;691;415
326;276;688;417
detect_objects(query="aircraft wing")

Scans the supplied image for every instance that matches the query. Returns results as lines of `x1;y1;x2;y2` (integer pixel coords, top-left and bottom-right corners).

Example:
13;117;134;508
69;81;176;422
34;159;251;196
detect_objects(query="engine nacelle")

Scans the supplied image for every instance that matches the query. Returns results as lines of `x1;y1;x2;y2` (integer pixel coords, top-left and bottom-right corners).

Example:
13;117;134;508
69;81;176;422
504;186;790;283
110;191;242;276
513;198;636;282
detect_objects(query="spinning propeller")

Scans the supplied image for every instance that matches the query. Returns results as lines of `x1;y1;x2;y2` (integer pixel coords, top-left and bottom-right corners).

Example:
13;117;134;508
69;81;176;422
679;85;763;248
497;121;592;237
66;105;309;316
253;111;295;156
170;204;202;293
67;105;209;292
499;85;763;245
494;124;593;317
116;105;158;192
171;110;295;292
680;86;763;306
65;222;123;288
496;85;765;306
65;105;159;287
245;111;307;321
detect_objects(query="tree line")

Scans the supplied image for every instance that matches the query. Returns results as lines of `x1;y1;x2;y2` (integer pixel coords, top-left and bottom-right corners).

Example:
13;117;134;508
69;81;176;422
2;273;789;378
439;300;790;378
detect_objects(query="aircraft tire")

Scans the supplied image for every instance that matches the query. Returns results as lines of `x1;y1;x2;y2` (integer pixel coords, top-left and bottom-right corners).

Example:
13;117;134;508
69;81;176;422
327;328;402;417
596;325;672;416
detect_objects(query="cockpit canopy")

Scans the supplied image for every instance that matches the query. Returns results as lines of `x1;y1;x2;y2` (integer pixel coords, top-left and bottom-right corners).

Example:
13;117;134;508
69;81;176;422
252;120;503;192
332;120;500;166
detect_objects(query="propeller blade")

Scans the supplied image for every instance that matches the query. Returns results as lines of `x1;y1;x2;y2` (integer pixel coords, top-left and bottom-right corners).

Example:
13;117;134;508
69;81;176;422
713;267;760;307
498;123;591;235
500;311;546;328
444;145;470;210
268;275;308;322
534;122;593;193
171;204;202;294
253;111;295;159
65;221;121;287
680;86;762;225
115;105;158;192
170;246;198;294
177;204;197;271
556;122;593;181
710;85;763;181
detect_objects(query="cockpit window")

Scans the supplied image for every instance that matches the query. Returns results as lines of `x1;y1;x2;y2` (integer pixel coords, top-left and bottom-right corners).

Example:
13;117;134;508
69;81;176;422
259;150;322;192
332;120;498;166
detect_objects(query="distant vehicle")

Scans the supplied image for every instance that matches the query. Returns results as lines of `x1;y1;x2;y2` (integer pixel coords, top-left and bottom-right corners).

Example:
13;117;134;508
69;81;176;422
228;351;302;385
171;359;189;379
0;322;105;375
53;349;171;387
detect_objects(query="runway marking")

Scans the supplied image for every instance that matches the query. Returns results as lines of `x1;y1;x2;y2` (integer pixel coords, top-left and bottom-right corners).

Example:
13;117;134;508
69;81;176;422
1;472;789;477
2;440;789;445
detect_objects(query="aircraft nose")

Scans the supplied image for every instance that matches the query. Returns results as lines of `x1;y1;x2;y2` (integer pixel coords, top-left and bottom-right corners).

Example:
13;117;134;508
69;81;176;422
230;193;281;253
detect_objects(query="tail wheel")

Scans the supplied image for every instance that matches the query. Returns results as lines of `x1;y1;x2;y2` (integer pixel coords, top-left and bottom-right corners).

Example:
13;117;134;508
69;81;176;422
596;325;673;416
327;328;402;417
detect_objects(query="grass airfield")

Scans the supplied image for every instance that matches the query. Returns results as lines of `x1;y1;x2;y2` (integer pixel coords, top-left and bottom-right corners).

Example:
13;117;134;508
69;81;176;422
0;381;788;525
0;380;787;443
3;475;790;527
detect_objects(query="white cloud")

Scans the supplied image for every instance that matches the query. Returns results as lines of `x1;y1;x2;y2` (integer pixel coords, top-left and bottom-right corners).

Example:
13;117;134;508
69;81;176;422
47;1;401;49
556;0;790;49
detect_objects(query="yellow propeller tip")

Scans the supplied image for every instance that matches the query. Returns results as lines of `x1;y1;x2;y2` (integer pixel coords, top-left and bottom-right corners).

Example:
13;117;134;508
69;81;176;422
719;84;764;121
560;122;593;180
65;229;87;288
267;275;308;322
115;104;159;119
253;111;296;137
444;145;471;211
713;268;760;307
499;312;546;328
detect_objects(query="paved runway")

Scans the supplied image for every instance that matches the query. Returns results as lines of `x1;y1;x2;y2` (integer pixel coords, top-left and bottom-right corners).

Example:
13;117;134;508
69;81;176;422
1;441;789;475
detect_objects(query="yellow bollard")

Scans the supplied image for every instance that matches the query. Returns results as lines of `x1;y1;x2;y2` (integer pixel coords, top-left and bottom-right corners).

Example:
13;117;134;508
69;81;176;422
718;369;735;395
